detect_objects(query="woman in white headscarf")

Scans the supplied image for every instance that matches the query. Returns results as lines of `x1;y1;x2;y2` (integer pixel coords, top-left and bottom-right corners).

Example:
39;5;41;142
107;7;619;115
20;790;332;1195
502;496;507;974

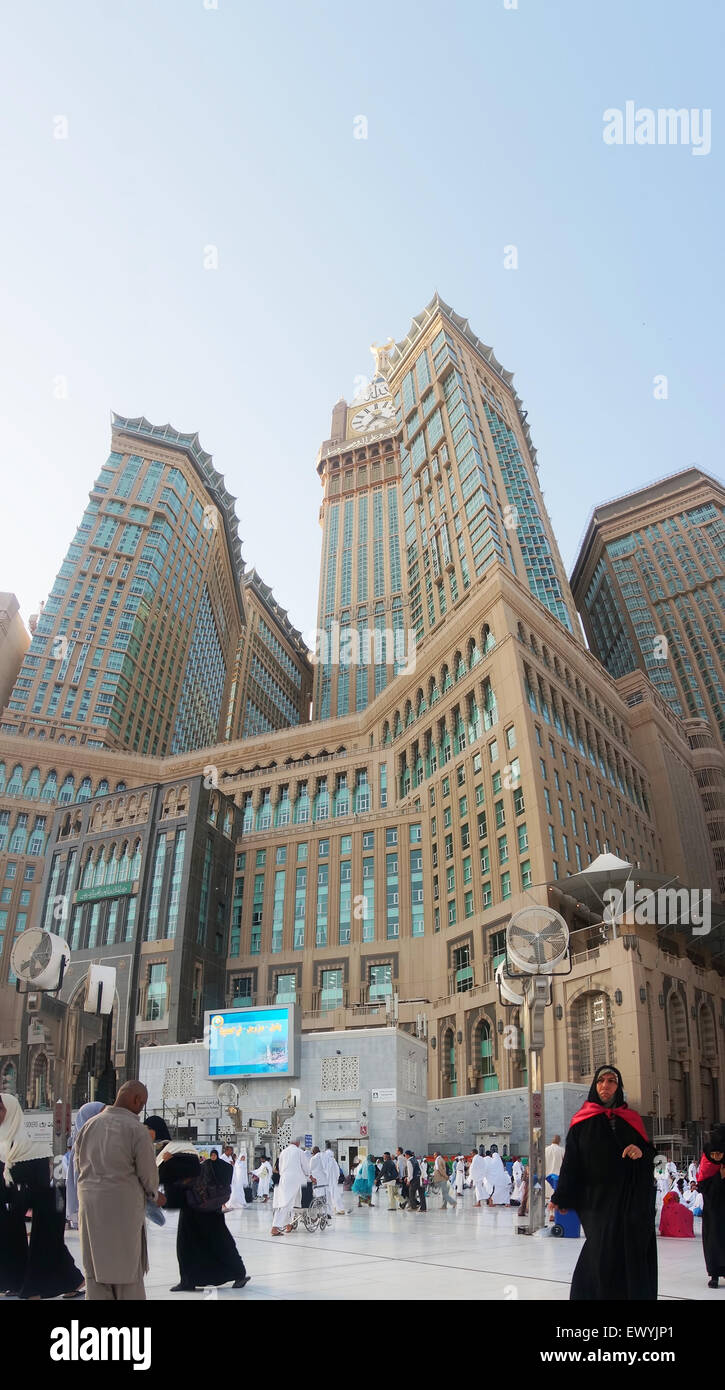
454;1157;465;1197
65;1101;105;1229
486;1149;510;1205
0;1092;84;1299
225;1149;249;1210
253;1156;273;1201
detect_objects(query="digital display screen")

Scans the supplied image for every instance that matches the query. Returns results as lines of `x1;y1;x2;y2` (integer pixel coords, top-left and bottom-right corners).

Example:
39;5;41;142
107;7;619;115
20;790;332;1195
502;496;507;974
205;1005;299;1078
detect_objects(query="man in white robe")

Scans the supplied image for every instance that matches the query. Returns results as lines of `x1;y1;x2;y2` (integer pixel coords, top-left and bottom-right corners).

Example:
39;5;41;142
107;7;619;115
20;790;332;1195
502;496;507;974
684;1181;703;1215
226;1150;249;1209
469;1149;488;1206
271;1138;309;1234
254;1156;272;1201
322;1141;345;1215
309;1146;327;1208
545;1133;565;1200
511;1158;524;1204
688;1160;698;1184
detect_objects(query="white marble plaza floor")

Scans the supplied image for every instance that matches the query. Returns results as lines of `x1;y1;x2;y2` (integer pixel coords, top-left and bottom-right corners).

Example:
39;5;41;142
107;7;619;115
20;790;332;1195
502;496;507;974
55;1188;718;1301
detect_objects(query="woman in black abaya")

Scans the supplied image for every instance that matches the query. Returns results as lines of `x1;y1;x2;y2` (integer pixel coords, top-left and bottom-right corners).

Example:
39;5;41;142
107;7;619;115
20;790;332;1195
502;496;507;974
158;1142;249;1292
0;1093;84;1300
554;1064;657;1300
697;1124;725;1288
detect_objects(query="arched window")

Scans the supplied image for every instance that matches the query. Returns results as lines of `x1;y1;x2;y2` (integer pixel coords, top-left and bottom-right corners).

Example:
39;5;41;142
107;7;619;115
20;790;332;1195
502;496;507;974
81;850;94;889
95;779;109;798
699;1004;717;1061
0;1060;16;1094
115;782;127;792
130;840;142;879
8;814;29;854
6;764;24;796
32;1053;49;1109
23;767;41;799
474;1018;498;1092
0;763;5;794
571;991;615;1079
93;847;106;886
668;992;688;1053
76;776;93;802
41;770;58;800
118;841;131;881
442;1027;457;1098
58;775;75;804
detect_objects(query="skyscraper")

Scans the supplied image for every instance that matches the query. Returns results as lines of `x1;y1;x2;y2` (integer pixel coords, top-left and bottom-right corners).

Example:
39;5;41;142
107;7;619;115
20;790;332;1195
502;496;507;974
571;468;725;742
312;295;579;721
223;570;312;742
571;468;725;895
2;414;246;756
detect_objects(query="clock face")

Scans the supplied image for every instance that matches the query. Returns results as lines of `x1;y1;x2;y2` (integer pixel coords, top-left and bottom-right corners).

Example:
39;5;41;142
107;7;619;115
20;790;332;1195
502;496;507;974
350;399;395;433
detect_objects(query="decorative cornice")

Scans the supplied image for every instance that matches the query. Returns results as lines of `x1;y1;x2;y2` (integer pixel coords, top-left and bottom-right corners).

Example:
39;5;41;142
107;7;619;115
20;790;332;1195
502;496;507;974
387;292;538;469
110;413;246;619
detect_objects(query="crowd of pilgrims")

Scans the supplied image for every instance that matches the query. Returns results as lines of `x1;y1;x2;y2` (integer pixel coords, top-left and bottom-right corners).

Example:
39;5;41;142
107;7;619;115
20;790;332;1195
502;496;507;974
3;1078;725;1299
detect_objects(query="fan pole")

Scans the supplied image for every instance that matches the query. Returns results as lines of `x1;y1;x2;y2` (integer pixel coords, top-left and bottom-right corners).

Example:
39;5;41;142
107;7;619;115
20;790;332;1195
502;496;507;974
525;1030;546;1235
16;989;30;1107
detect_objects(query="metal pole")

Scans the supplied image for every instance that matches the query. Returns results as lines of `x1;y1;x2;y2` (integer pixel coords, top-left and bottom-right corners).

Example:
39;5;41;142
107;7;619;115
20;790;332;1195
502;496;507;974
529;1043;545;1234
16;991;30;1107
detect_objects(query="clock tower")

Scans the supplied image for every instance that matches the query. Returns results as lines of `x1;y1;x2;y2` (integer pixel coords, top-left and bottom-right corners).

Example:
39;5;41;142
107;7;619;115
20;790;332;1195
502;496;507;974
313;345;409;721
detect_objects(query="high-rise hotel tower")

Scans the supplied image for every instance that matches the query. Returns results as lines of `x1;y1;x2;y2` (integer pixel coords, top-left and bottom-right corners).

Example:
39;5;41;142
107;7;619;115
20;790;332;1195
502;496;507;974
313;298;578;720
2;415;246;756
572;468;725;896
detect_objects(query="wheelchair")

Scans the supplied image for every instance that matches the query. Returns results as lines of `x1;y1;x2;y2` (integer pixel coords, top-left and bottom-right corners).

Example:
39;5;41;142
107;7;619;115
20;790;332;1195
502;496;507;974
290;1181;330;1233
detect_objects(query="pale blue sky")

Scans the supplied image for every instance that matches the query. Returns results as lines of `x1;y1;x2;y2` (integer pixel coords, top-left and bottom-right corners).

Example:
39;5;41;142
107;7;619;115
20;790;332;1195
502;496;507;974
1;0;722;644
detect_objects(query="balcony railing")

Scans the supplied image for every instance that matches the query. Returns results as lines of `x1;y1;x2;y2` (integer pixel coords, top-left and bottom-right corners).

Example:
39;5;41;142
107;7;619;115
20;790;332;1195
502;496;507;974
433;958;494;1007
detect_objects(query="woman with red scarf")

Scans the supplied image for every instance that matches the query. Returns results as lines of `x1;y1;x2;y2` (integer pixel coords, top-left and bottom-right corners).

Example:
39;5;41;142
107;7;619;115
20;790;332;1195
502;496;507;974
553;1064;657;1299
697;1124;725;1288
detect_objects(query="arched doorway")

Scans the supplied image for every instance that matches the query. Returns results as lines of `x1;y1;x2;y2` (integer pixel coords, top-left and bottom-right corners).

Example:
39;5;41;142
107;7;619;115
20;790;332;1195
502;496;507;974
72;1011;116;1108
570;990;615;1081
667;991;688;1130
472;1017;498;1092
442;1027;457;1098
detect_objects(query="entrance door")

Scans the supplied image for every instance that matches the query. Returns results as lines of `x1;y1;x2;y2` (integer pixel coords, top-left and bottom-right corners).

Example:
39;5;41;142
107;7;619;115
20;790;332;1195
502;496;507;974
338;1141;358;1175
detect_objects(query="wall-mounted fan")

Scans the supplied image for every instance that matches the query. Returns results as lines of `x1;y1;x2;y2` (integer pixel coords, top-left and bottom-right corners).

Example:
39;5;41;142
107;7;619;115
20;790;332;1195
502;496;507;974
10;930;70;990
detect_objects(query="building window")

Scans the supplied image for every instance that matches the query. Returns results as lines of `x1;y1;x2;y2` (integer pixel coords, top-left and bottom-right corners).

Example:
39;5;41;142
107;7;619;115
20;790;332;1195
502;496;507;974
145;962;167;1021
275;972;296;1004
369;963;392;1000
320;968;343;1011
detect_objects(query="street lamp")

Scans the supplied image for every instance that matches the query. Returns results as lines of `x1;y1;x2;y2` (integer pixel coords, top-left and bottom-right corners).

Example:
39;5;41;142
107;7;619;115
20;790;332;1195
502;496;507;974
501;906;570;1236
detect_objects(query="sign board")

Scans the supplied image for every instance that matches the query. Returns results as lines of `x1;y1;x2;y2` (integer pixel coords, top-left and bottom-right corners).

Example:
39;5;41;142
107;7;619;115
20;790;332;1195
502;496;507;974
194;1097;221;1118
359;1123;368;1138
22;1114;54;1156
250;1118;269;1130
304;1134;312;1148
371;1088;396;1103
77;880;135;904
532;1092;542;1125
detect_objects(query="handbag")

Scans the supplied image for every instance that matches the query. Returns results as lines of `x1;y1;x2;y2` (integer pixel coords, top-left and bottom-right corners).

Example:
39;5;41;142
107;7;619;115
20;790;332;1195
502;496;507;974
186;1170;231;1213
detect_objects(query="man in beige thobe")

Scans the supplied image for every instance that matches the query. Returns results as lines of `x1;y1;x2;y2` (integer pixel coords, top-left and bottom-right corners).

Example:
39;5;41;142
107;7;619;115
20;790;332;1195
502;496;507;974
75;1080;162;1300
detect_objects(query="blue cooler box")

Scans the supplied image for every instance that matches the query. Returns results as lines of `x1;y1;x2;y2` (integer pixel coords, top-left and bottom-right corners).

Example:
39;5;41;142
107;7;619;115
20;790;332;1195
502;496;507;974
548;1173;581;1238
